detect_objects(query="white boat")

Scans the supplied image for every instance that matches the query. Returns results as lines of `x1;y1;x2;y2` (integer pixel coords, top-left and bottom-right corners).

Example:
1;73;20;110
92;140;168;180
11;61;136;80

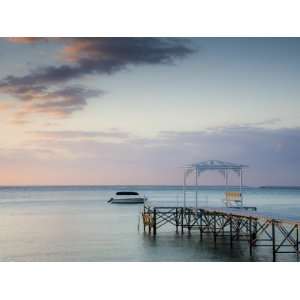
108;191;146;204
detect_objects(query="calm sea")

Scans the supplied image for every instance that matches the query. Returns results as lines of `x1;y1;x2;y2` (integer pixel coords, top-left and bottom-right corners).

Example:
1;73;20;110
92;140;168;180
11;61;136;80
0;186;299;262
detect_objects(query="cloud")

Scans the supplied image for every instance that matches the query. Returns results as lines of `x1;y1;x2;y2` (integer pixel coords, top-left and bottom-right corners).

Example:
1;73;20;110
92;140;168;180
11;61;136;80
4;86;103;123
0;124;300;185
204;118;282;132
26;86;102;113
0;102;14;111
0;83;48;101
2;38;194;86
29;129;130;140
6;37;49;44
243;118;281;127
1;38;194;122
154;126;300;184
62;38;194;65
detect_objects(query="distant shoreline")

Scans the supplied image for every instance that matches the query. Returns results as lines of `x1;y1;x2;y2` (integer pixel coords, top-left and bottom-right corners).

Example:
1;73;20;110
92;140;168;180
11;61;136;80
259;186;300;189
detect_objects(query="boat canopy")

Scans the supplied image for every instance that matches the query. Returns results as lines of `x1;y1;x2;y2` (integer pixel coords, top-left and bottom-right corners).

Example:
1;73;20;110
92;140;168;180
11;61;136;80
116;191;139;196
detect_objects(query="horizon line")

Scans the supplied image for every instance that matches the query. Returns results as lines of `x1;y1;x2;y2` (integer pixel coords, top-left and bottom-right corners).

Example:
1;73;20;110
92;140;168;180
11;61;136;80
0;184;299;188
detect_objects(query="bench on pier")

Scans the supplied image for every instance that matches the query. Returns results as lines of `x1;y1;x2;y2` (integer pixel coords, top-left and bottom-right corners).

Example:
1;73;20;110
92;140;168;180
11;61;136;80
224;191;243;207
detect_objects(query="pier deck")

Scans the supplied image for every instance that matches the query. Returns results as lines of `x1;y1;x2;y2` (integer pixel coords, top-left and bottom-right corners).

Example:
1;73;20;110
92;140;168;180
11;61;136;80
142;202;300;261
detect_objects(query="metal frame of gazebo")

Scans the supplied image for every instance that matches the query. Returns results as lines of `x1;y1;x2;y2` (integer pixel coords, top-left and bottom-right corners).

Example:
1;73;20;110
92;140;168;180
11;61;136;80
183;160;248;208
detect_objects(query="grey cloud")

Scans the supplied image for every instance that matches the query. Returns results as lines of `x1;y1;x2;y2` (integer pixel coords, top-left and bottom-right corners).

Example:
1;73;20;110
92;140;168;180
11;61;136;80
6;86;103;122
155;126;300;184
0;83;47;101
31;86;102;109
6;37;49;44
30;129;129;140
1;38;194;121
2;38;194;87
2;125;300;185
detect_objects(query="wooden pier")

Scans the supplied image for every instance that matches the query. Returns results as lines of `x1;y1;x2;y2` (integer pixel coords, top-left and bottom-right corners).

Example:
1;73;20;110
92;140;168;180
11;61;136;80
142;202;300;262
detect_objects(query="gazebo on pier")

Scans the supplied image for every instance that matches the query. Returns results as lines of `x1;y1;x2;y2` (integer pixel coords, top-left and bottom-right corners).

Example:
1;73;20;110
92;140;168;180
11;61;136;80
183;160;248;208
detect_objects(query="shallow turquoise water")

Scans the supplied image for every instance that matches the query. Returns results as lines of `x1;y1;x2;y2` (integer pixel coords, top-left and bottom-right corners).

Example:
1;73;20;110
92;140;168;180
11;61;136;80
0;186;299;261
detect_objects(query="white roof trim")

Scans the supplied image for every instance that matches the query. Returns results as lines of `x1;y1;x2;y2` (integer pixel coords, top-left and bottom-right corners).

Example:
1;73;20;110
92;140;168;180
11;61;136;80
184;160;248;171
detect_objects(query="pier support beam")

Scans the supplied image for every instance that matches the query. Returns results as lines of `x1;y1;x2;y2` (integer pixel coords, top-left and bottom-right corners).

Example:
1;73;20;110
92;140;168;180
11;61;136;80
181;208;184;234
253;219;257;246
153;208;157;236
200;211;203;240
188;209;191;235
297;225;299;260
230;215;233;248
249;217;253;257
213;214;217;246
236;219;240;240
175;208;178;233
143;206;146;232
272;221;276;262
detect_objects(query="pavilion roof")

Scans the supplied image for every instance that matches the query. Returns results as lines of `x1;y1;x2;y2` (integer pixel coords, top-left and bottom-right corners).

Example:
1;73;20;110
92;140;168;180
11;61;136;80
185;160;248;171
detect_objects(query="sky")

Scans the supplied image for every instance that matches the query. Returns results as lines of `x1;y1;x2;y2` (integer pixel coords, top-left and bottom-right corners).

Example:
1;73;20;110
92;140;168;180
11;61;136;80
0;37;300;186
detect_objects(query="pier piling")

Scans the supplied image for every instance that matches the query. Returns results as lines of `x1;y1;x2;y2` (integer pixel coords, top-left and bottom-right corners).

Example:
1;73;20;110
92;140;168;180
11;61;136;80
272;221;276;262
296;225;299;260
181;208;184;234
213;214;217;246
153;208;157;236
200;211;203;240
249;217;253;256
175;208;179;233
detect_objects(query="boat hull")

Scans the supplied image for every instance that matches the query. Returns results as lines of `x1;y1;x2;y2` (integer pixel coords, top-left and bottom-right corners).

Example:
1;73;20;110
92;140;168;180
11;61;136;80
109;197;145;204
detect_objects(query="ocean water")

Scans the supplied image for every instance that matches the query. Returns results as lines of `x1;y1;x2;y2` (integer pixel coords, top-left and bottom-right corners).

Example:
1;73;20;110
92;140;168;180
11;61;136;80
0;186;299;262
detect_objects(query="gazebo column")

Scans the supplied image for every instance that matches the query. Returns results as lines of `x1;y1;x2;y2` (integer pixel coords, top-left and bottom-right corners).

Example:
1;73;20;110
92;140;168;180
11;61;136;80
240;168;243;206
225;169;228;191
195;169;198;208
183;171;187;208
240;169;243;191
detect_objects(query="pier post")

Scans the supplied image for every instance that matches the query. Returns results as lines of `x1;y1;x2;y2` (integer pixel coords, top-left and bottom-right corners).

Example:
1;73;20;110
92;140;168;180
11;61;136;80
249;217;253;257
253;219;257;246
188;209;191;235
296;224;299;260
213;213;217;246
175;208;179;233
220;216;225;236
236;219;240;240
272;221;276;262
230;215;233;248
153;208;157;236
181;207;184;234
148;208;152;234
200;210;203;240
143;206;146;232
